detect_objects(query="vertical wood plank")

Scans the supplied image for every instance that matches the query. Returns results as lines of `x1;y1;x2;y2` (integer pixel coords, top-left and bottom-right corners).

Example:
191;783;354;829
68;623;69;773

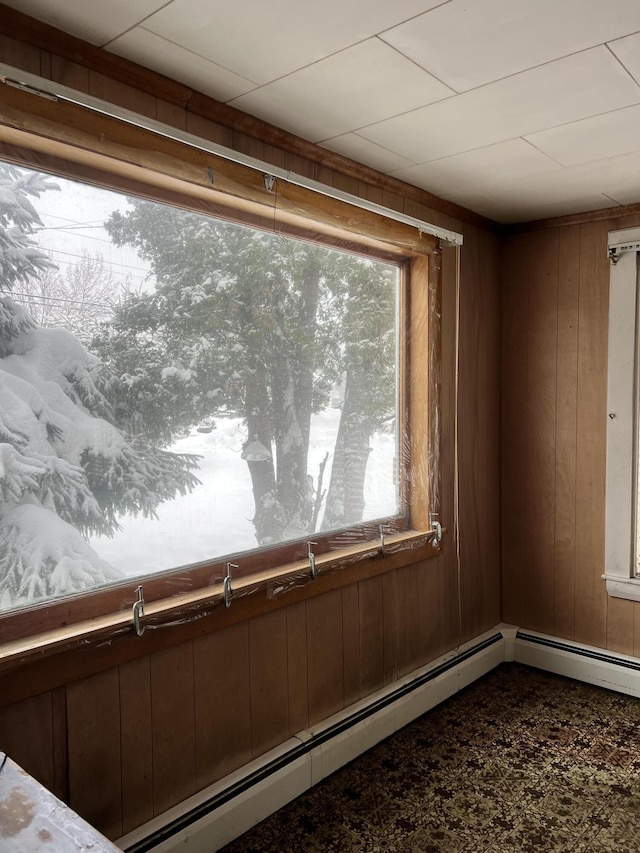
458;225;483;641
50;56;89;92
417;561;441;663
120;657;154;834
501;233;531;625
634;603;640;658
359;575;384;696
0;692;54;792
52;686;68;804
150;643;196;815
307;589;344;726
554;224;580;640
574;220;609;648
440;245;461;651
525;229;558;634
479;232;502;630
194;622;251;788
67;669;122;839
0;34;41;73
607;597;635;655
287;601;309;735
342;584;361;707
398;564;420;676
249;610;289;759
156;99;187;131
89;71;157;119
382;570;400;685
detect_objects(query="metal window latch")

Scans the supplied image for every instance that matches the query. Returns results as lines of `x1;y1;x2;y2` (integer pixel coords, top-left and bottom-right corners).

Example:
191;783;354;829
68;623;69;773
379;524;386;556
429;512;442;548
308;541;318;580
224;563;238;608
132;585;145;636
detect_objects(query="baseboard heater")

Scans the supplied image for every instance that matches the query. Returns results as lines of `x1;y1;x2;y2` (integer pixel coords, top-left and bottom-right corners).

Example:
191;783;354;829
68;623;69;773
117;628;505;853
514;630;640;698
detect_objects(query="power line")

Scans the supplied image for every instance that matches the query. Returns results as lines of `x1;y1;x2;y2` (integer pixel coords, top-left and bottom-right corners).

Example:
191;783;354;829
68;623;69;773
40;246;149;274
2;289;115;309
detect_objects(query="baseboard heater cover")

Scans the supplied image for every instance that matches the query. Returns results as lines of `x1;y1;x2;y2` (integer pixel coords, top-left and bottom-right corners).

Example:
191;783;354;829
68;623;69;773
515;630;640;697
117;629;504;853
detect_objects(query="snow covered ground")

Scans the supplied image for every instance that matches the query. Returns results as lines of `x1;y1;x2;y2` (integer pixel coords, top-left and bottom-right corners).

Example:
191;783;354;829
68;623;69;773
89;408;397;578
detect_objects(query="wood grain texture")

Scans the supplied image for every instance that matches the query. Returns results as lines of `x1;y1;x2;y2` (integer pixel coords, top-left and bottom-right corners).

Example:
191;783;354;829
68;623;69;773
150;643;196;815
398;564;421;676
67;668;122;839
458;226;485;642
501;233;530;625
502;213;640;654
286;601;308;734
52;686;68;803
194;623;251;788
554;225;580;640
119;657;154;834
342;584;361;707
249;610;289;758
0;691;54;791
307;589;344;726
574;221;609;648
382;570;400;685
524;229;558;635
358;575;384;696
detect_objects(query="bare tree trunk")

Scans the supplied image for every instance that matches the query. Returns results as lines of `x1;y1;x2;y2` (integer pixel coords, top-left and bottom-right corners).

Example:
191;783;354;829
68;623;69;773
244;360;280;544
322;372;371;531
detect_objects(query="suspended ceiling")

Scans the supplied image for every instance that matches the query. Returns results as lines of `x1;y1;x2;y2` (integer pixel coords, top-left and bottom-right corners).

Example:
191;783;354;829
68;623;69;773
5;0;640;224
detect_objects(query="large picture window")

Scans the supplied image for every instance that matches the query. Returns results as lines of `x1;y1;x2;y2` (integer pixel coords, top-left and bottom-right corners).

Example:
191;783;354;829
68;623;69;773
0;161;406;613
0;84;444;649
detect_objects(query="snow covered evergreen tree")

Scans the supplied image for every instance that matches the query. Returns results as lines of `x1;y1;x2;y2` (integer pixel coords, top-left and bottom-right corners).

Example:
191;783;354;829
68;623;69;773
0;164;199;610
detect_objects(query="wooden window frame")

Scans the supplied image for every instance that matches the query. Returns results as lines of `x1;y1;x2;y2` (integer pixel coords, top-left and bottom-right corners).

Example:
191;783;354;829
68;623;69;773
604;227;640;601
0;85;443;662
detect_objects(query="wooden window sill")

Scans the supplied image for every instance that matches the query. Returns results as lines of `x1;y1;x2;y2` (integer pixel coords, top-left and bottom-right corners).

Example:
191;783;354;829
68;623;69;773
0;529;443;677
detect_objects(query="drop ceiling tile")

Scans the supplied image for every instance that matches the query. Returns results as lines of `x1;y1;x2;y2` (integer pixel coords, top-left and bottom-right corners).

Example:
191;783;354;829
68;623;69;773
108;27;257;101
142;0;445;84
439;190;530;223
447;183;615;224
389;139;560;196
568;150;640;206
381;0;640;92
1;0;165;45
320;134;415;174
359;47;640;164
609;31;640;84
458;154;640;221
228;39;454;143
526;104;640;167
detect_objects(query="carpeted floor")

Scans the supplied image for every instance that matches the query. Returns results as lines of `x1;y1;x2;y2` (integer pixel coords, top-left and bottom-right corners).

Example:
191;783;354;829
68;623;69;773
220;664;640;853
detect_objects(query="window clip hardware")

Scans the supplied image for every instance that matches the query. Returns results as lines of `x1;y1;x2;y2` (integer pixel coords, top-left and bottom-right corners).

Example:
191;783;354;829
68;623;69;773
132;585;145;636
379;524;386;556
429;512;442;548
224;563;238;608
264;173;276;193
308;541;318;580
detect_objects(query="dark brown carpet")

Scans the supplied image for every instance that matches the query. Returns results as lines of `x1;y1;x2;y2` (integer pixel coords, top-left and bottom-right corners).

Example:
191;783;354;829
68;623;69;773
220;664;640;852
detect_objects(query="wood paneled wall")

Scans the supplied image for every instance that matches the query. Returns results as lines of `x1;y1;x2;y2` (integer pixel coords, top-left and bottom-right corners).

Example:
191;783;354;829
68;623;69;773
0;15;501;841
502;213;640;654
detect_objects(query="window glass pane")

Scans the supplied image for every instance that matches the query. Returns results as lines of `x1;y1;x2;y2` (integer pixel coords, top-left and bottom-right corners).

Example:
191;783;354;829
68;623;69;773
0;162;400;612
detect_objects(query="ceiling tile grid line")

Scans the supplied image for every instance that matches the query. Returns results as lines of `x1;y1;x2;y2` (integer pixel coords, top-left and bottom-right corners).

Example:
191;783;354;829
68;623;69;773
98;0;177;49
5;0;640;222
